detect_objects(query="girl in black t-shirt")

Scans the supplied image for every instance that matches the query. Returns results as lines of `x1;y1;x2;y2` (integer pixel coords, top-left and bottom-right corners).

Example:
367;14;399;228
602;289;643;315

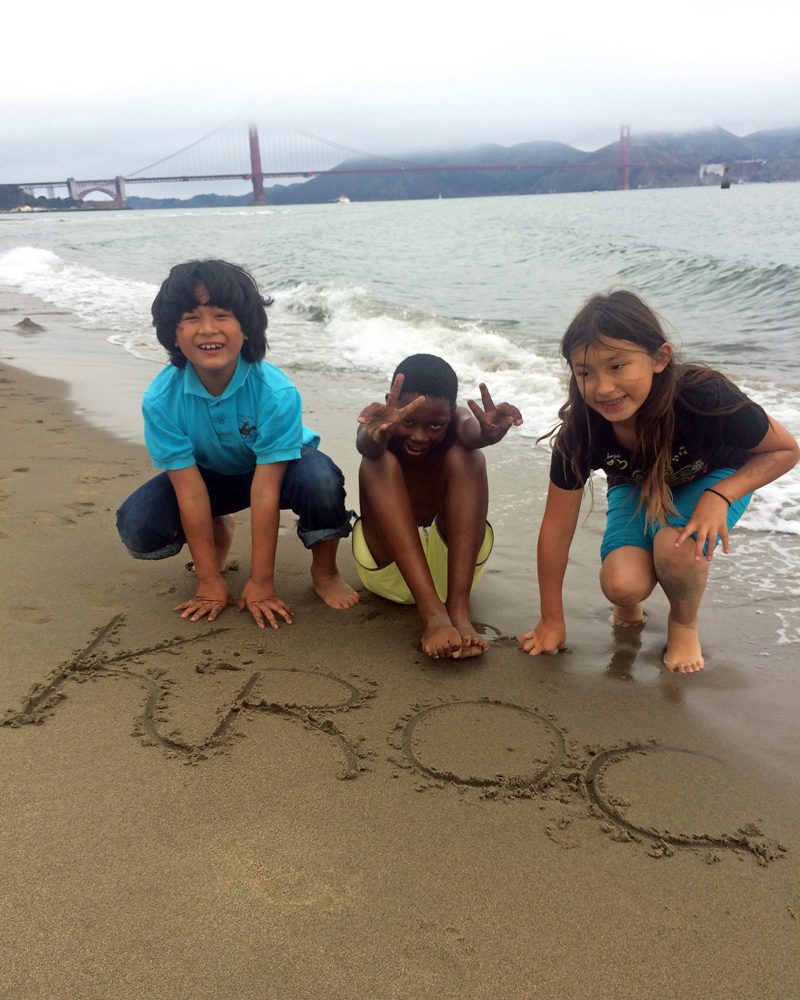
519;291;798;673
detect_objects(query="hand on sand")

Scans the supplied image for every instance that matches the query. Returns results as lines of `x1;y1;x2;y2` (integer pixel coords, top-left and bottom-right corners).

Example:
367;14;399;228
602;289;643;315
357;373;425;444
238;579;293;630
175;575;236;623
467;383;523;446
518;618;566;657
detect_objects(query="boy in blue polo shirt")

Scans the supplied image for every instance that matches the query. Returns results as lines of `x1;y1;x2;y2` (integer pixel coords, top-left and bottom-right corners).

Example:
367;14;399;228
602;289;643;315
116;259;358;629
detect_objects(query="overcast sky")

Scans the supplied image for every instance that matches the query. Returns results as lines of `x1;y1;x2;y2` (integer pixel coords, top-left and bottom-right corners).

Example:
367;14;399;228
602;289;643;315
4;0;799;194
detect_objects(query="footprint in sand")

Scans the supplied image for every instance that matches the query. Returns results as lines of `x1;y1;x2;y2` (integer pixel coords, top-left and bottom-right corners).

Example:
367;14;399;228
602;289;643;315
9;605;55;625
30;511;77;527
67;501;96;516
78;474;115;485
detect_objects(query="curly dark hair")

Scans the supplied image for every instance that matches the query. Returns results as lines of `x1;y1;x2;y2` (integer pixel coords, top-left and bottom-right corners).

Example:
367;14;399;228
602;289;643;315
392;353;458;406
152;259;270;368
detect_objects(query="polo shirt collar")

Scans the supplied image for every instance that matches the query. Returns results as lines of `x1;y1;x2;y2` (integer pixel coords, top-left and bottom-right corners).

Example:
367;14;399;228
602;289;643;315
184;356;252;400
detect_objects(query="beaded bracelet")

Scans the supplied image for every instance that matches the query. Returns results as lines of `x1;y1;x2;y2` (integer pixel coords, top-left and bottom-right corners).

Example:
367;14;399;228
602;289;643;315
703;487;732;507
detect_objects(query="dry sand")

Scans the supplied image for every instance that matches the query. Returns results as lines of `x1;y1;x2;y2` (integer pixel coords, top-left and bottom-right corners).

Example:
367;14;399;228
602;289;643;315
1;336;799;997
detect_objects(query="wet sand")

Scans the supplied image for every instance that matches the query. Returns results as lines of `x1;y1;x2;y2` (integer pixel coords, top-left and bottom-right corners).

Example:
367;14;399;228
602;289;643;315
1;298;799;998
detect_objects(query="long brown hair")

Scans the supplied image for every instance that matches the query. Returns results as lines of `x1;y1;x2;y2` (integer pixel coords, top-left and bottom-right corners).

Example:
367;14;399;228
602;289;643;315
546;291;757;522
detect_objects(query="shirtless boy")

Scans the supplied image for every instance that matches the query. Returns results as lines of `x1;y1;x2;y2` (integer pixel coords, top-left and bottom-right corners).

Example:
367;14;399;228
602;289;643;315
354;353;522;660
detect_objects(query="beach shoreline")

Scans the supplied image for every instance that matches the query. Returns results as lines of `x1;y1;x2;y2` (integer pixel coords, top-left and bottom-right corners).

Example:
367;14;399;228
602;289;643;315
2;314;799;995
2;282;799;775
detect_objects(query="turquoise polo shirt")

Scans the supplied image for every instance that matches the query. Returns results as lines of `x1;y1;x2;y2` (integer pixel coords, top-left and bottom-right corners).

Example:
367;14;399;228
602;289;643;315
143;357;320;475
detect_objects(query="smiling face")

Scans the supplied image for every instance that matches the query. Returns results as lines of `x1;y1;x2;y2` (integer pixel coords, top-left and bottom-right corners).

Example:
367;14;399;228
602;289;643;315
174;284;246;395
569;336;672;436
392;393;453;459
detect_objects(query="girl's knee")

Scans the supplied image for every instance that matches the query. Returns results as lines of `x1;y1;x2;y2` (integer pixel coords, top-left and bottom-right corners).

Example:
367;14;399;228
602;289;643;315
600;550;656;604
600;575;651;606
653;526;699;572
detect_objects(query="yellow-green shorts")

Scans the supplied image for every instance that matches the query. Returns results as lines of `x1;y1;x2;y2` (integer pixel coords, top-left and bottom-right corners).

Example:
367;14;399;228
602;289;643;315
351;517;493;605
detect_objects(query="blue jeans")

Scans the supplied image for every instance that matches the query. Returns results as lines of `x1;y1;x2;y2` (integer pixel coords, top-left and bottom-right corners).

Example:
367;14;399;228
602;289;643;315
116;445;353;560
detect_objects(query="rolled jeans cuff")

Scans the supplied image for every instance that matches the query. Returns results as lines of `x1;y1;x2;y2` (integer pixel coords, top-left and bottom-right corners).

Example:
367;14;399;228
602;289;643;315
124;540;184;561
297;510;355;549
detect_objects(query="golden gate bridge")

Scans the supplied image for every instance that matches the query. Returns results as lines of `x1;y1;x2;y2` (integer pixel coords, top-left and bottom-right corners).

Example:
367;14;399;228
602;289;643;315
10;124;746;208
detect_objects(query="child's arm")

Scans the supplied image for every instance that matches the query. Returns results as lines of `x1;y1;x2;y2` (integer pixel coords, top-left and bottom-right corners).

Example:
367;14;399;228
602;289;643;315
519;482;583;656
238;461;293;630
168;466;235;622
458;383;523;449
674;417;800;561
357;373;425;459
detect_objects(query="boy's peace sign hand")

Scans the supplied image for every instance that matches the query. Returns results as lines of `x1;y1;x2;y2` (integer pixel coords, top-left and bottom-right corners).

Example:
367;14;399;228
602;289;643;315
467;383;523;445
357;373;425;444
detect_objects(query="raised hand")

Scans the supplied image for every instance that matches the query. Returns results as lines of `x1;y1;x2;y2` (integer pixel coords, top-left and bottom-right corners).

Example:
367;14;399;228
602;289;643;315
466;383;523;446
357;373;425;444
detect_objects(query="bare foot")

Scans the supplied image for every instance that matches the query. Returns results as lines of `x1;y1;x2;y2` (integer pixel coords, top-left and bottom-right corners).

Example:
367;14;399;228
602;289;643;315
312;569;360;610
449;613;489;659
610;602;647;627
420;614;464;659
663;618;705;673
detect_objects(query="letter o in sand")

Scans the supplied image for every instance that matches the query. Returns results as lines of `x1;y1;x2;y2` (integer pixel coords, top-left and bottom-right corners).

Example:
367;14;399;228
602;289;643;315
402;699;564;789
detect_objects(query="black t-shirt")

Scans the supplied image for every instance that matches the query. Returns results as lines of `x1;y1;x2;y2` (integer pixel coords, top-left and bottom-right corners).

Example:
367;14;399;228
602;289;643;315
549;375;770;490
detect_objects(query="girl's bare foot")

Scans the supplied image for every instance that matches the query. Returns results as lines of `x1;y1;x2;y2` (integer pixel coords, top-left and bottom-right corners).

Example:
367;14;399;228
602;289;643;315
663;618;705;673
610;602;647;627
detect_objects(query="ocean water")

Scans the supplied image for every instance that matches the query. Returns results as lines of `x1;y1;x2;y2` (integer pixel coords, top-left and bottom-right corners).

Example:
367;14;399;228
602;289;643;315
1;185;799;557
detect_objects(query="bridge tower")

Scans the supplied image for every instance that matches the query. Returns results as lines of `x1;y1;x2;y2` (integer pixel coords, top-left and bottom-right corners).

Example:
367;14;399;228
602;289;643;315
249;126;265;205
618;125;631;190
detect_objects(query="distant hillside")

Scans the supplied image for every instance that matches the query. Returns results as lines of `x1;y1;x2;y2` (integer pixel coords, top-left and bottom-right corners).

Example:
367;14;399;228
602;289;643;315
122;126;800;209
0;184;77;212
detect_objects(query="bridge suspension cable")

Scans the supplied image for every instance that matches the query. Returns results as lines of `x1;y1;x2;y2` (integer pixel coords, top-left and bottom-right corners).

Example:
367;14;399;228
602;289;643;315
125;120;239;178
